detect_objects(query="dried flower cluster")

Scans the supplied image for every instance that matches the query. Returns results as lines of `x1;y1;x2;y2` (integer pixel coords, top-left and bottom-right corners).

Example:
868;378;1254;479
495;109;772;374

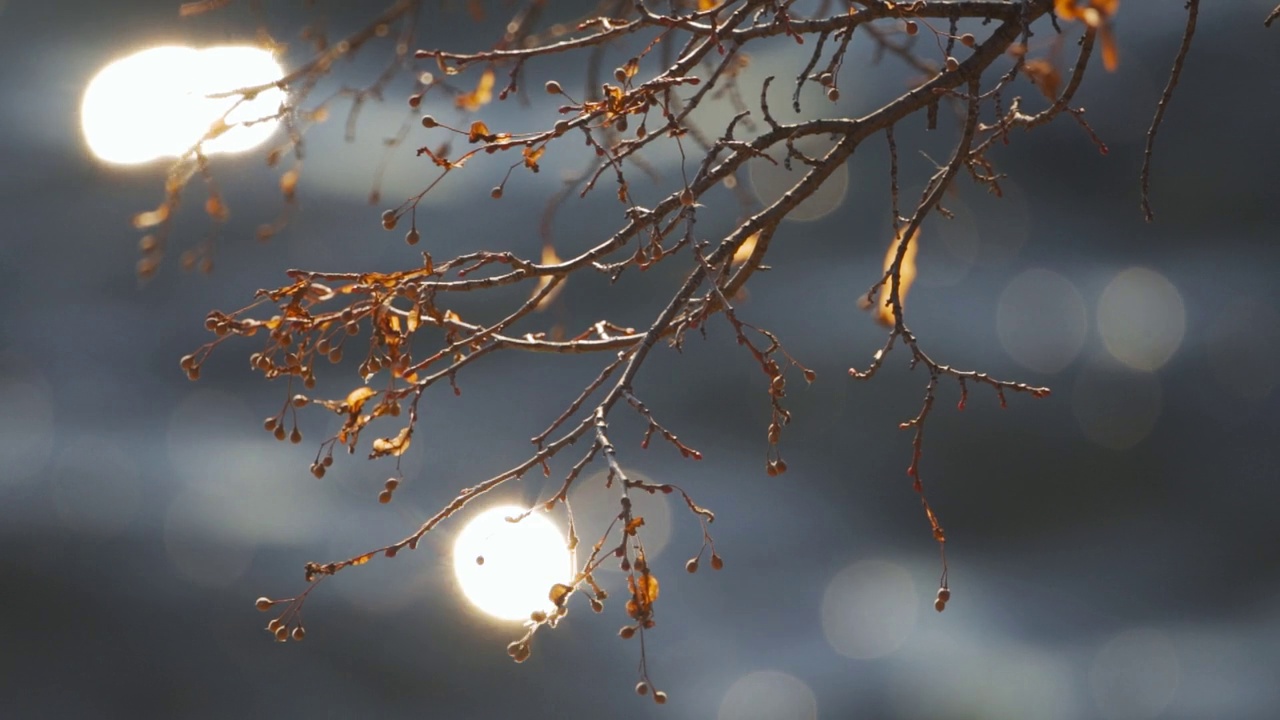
151;0;1221;701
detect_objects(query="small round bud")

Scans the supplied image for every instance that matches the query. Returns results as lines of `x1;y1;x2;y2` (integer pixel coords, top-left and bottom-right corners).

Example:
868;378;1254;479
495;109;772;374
384;478;400;491
614;68;628;83
476;555;485;565
774;459;788;475
180;354;196;370
635;682;649;696
490;186;503;200
291;626;306;641
289;427;303;444
653;691;668;704
685;559;699;573
378;489;393;504
421;115;438;128
680;188;695;206
960;33;976;48
512;644;531;663
530;610;547;623
934;598;947;612
311;463;326;479
292;394;308;408
263;417;278;432
936;587;951;602
507;641;522;657
945;56;960;72
545;80;562;95
381;210;398;230
826;87;840;102
255;597;273;611
267;618;282;632
619;626;636;639
274;625;288;641
553;119;570;135
405;228;420;245
905;20;918;35
273;425;287;441
408;93;423;108
710;554;724;570
589;598;604;613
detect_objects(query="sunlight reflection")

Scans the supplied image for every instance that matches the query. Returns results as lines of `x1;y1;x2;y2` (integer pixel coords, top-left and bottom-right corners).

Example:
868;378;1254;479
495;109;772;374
1097;267;1185;372
750;135;849;222
719;670;817;720
452;505;573;621
81;45;286;164
998;268;1088;374
821;558;918;659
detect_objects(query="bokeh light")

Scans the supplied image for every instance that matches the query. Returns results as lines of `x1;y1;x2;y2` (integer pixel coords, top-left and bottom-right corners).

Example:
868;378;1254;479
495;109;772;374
81;45;286;164
1089;628;1179;720
1205;297;1280;401
718;670;817;720
1097;267;1186;372
749;135;849;222
821;558;918;659
569;467;673;562
997;268;1089;374
1072;361;1163;449
50;435;140;537
452;505;573;621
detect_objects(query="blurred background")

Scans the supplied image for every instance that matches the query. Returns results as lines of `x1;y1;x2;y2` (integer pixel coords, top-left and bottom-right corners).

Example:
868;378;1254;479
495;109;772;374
2;1;1278;718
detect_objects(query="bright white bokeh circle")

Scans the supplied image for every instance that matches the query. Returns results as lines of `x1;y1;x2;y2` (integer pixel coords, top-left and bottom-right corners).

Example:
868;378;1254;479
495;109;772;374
81;45;286;164
1097;267;1186;372
452;505;573;621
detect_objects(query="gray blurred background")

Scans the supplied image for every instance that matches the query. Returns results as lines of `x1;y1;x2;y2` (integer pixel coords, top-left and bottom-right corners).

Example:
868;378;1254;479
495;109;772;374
2;1;1278;718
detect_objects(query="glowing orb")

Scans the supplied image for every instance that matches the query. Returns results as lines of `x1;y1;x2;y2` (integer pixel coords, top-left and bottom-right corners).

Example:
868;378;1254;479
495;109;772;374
81;45;286;165
452;505;573;621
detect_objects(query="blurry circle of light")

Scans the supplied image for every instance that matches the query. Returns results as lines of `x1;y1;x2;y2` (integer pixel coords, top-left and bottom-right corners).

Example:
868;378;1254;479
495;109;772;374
167;388;256;486
821;559;918;659
1089;628;1179;720
452;505;573;621
1072;362;1162;449
1206;298;1280;401
51;436;141;537
749;135;848;222
570;467;673;562
997;268;1088;374
718;670;817;720
81;45;286;164
0;376;54;488
1097;267;1186;372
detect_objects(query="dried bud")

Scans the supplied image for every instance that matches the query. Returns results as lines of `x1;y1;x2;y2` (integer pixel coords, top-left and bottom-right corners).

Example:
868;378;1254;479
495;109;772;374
685;558;699;574
934;598;947;612
826;87;840;102
255;597;273;611
710;554;724;570
905;20;918;36
384;478;400;491
936;587;951;603
960;33;976;48
291;626;306;641
381;209;398;230
378;489;393;504
406;228;421;245
946;56;960;72
530;610;547;623
289;428;303;444
635;682;649;696
653;691;668;704
421;115;438;128
545;80;562;95
490;186;504;200
680;188;695;206
274;625;288;642
619;626;636;639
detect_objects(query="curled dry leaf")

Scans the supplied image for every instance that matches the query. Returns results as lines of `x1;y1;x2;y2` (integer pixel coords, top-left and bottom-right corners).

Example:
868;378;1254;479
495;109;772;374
370;426;412;458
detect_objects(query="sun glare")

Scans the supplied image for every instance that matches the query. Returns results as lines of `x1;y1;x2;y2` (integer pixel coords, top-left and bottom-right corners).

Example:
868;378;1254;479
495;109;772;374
81;45;286;165
452;505;573;621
